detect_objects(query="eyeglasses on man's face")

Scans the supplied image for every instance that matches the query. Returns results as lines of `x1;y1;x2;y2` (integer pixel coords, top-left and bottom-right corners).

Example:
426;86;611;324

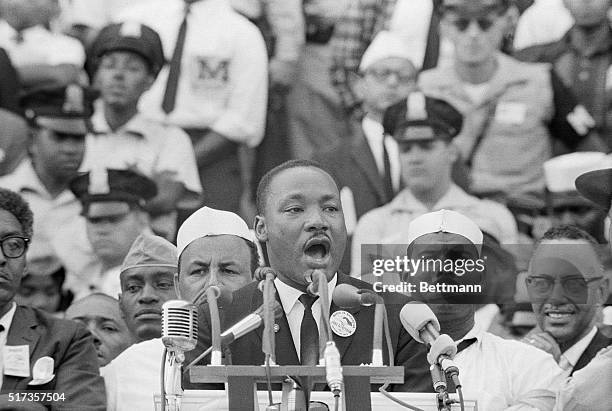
0;236;29;259
525;274;603;304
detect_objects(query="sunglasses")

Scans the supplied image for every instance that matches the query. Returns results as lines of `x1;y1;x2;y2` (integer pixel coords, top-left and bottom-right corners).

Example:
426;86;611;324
525;274;603;304
448;15;498;32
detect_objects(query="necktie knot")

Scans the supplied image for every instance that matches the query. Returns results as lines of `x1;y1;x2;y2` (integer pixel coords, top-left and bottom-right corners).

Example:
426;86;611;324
299;294;318;311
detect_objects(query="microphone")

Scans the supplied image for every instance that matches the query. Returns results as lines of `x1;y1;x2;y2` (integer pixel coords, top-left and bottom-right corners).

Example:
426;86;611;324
399;302;461;390
161;300;198;410
162;300;199;353
220;302;283;345
332;284;385;366
332;283;381;308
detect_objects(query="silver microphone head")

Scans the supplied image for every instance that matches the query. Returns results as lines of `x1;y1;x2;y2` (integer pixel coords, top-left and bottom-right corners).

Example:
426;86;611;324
162;300;198;352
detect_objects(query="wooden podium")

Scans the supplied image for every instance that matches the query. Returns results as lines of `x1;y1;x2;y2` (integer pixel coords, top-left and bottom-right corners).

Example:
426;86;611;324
189;365;405;410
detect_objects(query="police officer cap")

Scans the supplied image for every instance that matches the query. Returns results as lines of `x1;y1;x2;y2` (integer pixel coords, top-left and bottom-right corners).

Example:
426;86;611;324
442;0;511;15
89;21;165;78
382;92;463;142
576;168;612;210
70;168;158;216
20;84;97;135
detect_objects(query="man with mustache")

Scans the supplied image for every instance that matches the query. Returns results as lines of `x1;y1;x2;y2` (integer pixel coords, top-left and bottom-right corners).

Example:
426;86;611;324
0;188;105;409
117;233;179;342
402;209;564;410
523;225;611;375
192;160;415;392
101;206;259;411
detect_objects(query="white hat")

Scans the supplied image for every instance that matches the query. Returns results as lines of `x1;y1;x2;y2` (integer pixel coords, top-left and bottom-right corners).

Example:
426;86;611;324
406;209;483;254
359;30;414;72
176;207;255;257
544;152;612;193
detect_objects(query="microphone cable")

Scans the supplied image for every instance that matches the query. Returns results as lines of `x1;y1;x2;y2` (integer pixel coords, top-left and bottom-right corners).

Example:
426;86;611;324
378;382;424;411
457;385;465;411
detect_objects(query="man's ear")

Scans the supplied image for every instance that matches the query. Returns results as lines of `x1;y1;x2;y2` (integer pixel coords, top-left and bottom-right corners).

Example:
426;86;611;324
597;277;610;305
118;293;126;318
254;215;268;242
503;5;520;36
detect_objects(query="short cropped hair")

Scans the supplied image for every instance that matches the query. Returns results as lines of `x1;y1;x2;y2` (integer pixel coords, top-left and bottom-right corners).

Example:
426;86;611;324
255;159;330;214
539;225;599;247
0;188;33;238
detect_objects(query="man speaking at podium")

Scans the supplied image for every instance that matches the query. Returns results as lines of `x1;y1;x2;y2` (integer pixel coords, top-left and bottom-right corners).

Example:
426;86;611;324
192;159;415;388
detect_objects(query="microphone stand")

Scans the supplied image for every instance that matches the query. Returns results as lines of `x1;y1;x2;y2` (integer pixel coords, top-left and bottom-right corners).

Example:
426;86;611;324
206;286;222;365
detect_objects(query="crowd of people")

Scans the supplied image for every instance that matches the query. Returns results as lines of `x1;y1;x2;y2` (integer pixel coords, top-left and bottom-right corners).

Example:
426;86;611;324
0;0;611;410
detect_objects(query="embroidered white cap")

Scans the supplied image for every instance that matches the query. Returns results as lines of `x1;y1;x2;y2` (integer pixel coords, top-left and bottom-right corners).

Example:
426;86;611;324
176;206;255;257
359;30;415;72
406;209;483;254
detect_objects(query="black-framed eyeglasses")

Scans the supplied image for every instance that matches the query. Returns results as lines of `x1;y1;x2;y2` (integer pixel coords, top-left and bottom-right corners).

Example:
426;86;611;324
525;274;603;303
0;236;29;259
448;16;498;32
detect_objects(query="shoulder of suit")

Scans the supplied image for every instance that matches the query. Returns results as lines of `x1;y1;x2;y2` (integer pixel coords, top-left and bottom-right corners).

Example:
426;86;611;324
23;305;82;338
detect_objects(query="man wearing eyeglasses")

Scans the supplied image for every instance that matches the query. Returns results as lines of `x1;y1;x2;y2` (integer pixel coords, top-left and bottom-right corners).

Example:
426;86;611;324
419;0;606;204
0;188;105;409
523;225;611;376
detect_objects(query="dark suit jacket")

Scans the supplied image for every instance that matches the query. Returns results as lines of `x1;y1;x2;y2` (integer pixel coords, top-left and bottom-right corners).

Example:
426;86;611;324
571;329;612;376
0;305;106;410
314;121;396;272
187;273;420;391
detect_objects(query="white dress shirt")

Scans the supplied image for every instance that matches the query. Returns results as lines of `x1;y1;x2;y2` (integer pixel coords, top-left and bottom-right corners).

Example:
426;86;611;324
115;0;268;147
274;275;337;360
0;302;18;391
362;116;401;193
453;327;565;411
558;326;598;374
0;20;85;67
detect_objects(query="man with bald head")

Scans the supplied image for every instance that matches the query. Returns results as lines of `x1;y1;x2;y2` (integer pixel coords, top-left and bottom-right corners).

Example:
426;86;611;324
401;209;564;409
66;293;134;366
101;206;258;411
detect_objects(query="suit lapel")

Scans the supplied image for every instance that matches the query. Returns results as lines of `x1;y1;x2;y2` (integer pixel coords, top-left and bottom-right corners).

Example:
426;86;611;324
252;285;299;365
2;306;40;391
330;274;364;362
350;123;387;204
572;330;612;375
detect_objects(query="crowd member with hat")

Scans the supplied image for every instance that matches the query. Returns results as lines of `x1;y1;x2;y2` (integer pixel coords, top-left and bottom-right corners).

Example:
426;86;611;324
84;21;202;239
351;91;517;279
59;167;157;300
0;84;95;304
419;0;606;204
65;293;135;367
539;152;611;241
115;0;268;216
0;188;105;409
315;31;416;272
401;209;564;408
522;225;611;377
118;233;179;342
101;206;258;411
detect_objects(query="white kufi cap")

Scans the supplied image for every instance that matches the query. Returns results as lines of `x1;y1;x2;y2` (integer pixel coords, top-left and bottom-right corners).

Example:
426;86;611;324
176;206;255;257
406;209;483;254
359;30;414;72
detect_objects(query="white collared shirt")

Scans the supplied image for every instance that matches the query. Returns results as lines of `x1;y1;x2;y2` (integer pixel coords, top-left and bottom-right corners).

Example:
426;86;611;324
559;326;598;374
115;0;268;146
0;20;85;67
361;116;400;193
83;106;202;195
274;274;337;361
453;326;565;411
0;302;18;390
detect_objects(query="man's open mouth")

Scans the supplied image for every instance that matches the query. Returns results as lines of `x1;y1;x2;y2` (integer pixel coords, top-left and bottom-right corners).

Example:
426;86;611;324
303;237;331;260
544;306;575;320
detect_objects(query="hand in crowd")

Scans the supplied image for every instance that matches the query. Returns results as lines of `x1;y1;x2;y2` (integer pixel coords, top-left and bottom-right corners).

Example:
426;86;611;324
523;327;562;363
